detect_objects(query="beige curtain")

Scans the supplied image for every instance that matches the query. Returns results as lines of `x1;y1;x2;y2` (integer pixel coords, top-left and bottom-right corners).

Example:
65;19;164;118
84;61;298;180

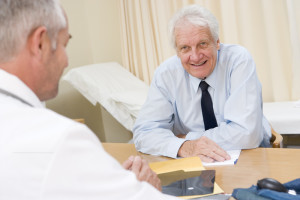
119;0;300;102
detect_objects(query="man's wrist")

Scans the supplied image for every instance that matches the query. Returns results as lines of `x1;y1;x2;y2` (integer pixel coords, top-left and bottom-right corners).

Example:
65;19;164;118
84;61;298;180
177;140;191;157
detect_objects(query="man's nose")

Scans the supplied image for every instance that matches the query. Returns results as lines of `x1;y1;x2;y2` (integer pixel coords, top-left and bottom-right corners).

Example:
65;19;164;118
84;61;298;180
190;49;204;61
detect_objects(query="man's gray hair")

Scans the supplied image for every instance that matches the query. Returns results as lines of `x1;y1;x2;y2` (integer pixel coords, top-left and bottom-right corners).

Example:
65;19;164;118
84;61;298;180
0;0;66;62
168;4;219;48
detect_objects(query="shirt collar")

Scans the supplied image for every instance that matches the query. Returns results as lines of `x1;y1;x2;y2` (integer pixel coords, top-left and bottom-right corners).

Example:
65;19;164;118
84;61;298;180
189;50;220;94
0;69;45;108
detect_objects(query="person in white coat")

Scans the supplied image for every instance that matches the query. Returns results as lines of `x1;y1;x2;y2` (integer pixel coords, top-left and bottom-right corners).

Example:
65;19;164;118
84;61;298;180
0;0;178;199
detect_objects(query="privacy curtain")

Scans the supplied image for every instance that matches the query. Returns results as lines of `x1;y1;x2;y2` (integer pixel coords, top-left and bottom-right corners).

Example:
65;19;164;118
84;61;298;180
118;0;300;102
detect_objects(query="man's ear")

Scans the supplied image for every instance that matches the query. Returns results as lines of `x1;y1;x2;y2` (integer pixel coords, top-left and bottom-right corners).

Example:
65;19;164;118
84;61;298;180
27;26;49;59
216;39;220;50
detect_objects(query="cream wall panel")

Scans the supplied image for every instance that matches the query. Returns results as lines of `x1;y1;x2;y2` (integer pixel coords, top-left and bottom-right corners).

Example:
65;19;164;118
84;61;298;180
46;0;128;142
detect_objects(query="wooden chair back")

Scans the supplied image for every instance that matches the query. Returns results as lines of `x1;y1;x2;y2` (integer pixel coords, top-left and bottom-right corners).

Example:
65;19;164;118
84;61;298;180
270;127;283;148
73;118;85;124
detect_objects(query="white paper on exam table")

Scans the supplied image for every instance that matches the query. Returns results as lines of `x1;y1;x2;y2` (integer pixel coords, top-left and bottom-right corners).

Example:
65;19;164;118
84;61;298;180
202;150;241;166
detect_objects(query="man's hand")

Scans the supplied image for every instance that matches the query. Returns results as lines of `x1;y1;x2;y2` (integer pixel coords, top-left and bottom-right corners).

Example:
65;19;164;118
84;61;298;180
177;136;231;162
122;156;162;191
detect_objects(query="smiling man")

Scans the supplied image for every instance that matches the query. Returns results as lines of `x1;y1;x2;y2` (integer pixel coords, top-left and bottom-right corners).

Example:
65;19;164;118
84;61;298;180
133;5;271;162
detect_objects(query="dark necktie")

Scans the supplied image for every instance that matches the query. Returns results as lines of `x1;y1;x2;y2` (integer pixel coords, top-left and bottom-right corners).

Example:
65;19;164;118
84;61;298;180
199;81;218;130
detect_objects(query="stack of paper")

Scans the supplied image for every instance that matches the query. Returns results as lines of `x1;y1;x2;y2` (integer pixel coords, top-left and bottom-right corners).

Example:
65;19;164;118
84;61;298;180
202;150;241;167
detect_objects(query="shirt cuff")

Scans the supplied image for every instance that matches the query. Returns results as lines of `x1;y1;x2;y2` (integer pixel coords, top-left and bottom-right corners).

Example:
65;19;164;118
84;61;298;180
185;131;202;140
167;138;187;158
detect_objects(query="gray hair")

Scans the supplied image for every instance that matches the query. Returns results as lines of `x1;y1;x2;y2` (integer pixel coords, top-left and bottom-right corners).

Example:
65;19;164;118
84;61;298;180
0;0;66;62
168;4;219;48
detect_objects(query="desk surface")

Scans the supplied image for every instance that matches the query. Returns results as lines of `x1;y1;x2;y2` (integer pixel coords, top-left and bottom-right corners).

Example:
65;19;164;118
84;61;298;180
102;143;300;194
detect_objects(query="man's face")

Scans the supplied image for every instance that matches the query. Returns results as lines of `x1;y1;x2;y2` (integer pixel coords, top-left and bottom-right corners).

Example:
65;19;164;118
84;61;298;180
175;23;220;79
39;24;70;101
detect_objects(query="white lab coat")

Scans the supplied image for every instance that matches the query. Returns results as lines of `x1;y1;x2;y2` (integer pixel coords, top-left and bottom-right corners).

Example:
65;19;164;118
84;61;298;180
0;69;178;200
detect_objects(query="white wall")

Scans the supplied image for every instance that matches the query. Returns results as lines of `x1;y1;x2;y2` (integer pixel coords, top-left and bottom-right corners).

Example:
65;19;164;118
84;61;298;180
46;0;132;142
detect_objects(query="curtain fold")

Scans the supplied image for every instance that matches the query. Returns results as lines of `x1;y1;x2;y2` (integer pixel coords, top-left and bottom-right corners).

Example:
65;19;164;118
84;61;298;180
287;0;300;100
119;0;300;102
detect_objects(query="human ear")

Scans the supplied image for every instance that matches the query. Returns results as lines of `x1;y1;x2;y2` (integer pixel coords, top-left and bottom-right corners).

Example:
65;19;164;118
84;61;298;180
216;39;220;50
27;26;49;60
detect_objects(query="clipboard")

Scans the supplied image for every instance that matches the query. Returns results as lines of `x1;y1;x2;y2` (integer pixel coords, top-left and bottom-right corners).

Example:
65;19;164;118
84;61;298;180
159;170;215;196
149;157;224;199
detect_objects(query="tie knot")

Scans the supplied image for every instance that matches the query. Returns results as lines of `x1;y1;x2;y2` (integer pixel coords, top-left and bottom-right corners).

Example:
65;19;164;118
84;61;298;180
200;81;209;91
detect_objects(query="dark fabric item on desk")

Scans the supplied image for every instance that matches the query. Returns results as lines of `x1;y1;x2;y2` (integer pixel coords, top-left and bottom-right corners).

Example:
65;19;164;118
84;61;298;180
232;185;271;200
232;178;300;200
284;178;300;194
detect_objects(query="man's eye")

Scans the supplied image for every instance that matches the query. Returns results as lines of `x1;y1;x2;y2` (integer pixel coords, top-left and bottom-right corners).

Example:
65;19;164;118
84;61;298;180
200;42;208;48
180;46;189;51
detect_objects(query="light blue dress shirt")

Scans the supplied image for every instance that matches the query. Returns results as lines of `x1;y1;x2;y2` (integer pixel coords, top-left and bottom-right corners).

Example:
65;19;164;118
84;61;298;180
133;44;271;158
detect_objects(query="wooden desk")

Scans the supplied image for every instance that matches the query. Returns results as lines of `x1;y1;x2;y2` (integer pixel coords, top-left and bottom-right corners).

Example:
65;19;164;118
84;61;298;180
102;143;300;194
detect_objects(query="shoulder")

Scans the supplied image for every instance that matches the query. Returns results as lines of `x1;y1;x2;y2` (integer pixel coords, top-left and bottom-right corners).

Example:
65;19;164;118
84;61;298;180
6;106;97;152
36;108;96;142
153;55;187;84
216;44;258;84
217;43;256;73
219;43;253;61
155;55;184;75
148;56;188;100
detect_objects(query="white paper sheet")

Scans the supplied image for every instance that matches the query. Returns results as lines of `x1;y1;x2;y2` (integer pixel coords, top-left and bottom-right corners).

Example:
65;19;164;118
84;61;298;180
202;150;241;166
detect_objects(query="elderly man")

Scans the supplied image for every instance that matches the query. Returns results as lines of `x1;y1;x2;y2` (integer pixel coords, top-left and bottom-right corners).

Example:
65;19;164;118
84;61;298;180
133;5;271;162
0;0;178;199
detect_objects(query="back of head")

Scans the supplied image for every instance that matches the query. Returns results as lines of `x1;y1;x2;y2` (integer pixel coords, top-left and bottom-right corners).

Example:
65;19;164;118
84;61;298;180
0;0;66;63
168;4;219;48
